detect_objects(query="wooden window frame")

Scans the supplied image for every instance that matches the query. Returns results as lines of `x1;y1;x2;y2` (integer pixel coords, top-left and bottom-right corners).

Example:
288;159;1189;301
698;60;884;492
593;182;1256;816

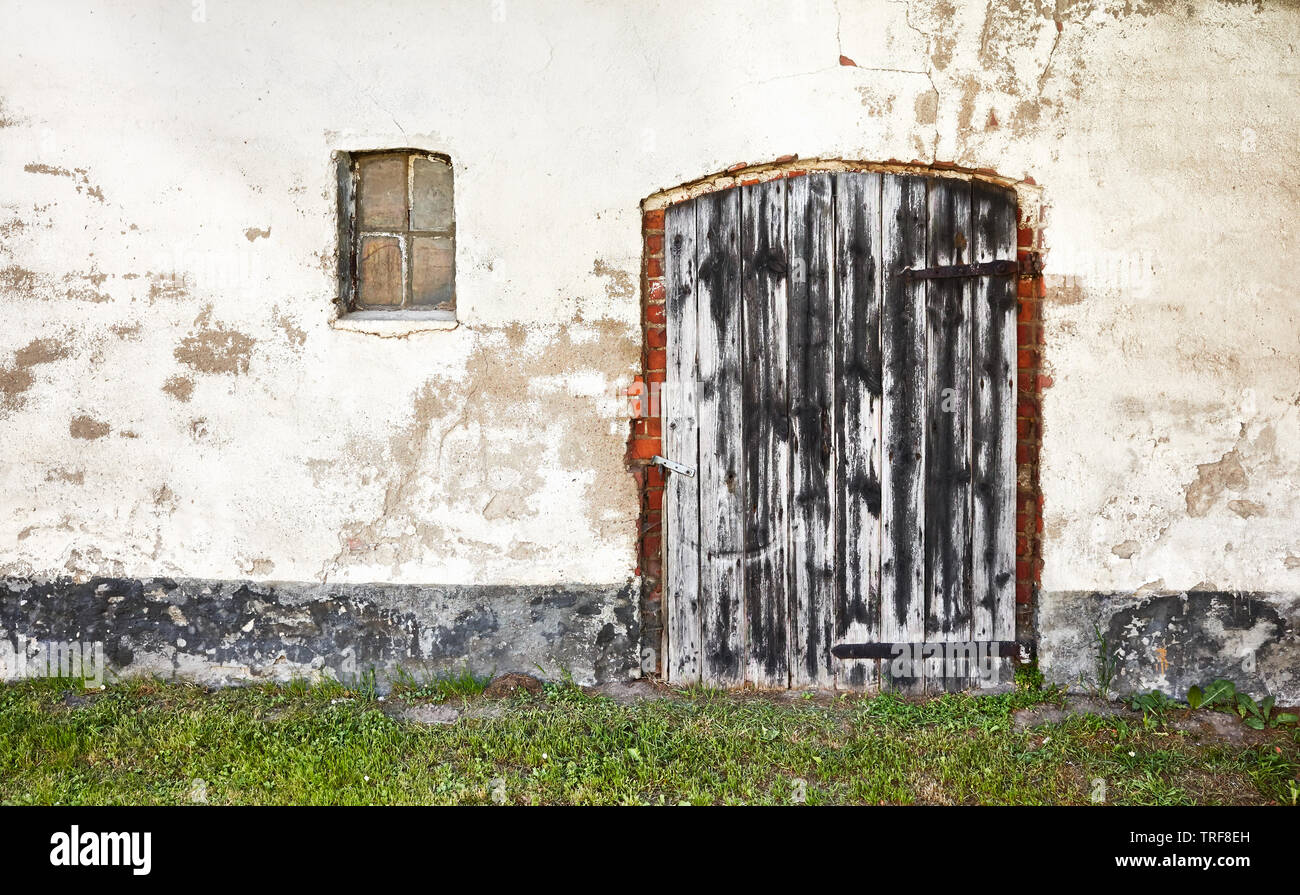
334;149;456;319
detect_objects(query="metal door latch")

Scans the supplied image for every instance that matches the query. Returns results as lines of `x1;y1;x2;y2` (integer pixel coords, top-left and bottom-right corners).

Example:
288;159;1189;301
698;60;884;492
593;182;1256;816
651;455;696;477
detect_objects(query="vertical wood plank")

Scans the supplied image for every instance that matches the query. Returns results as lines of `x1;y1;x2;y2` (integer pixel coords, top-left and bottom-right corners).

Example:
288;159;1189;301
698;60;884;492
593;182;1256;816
971;181;1018;686
740;178;790;688
696;189;746;686
664;200;701;684
787;173;836;688
832;172;883;691
924;178;974;691
880;174;928;686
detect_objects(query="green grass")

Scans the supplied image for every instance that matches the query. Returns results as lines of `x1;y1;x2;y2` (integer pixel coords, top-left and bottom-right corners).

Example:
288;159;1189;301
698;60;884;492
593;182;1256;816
0;674;1295;805
387;667;492;702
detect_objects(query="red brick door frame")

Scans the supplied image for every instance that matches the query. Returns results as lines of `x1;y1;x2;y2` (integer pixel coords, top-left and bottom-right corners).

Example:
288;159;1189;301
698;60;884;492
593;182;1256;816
628;159;1046;681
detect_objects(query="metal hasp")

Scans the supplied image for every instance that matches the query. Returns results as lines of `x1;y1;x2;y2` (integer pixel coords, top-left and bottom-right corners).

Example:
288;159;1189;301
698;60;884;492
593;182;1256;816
903;252;1041;282
651;455;696;478
831;641;1031;660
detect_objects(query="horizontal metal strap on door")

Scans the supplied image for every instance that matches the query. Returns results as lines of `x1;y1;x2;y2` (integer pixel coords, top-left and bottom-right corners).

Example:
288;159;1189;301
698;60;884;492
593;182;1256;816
902;259;1018;281
831;641;1028;660
903;253;1043;282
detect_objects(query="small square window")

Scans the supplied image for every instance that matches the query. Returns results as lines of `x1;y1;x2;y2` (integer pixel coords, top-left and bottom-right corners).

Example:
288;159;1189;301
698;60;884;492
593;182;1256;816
337;149;455;315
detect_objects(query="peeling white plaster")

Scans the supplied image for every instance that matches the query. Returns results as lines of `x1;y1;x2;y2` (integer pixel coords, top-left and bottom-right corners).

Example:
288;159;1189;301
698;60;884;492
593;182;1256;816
0;0;1296;600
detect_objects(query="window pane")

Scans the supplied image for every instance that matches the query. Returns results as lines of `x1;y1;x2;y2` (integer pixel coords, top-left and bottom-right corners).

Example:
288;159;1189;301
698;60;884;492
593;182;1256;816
410;156;453;231
410;235;454;308
358;235;403;305
357;155;407;230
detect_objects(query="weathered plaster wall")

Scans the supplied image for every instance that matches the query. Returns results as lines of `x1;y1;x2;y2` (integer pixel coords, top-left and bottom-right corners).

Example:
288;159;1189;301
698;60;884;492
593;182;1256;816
1;1;1297;691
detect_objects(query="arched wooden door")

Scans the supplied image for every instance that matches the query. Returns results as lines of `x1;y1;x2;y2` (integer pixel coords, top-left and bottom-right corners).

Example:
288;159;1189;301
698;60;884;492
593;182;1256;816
661;171;1018;690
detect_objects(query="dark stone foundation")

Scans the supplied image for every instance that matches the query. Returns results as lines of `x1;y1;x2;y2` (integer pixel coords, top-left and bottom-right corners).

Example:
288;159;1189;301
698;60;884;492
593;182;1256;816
1037;590;1300;703
0;576;639;688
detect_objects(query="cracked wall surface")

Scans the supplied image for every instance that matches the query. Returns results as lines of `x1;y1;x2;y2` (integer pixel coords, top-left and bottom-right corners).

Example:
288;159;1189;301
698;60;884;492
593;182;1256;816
0;0;1297;691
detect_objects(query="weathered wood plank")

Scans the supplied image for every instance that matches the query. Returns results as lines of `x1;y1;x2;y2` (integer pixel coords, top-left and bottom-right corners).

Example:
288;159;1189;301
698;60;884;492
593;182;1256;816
832;172;883;691
669;172;1017;693
880;174;928;685
696;189;746;686
664;199;701;684
971;180;1018;687
787;173;836;689
923;177;974;691
740;178;790;687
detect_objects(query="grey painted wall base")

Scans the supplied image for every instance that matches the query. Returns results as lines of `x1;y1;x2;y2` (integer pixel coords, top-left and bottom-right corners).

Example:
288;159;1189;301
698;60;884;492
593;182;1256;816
7;577;1293;700
1037;590;1299;703
0;577;639;688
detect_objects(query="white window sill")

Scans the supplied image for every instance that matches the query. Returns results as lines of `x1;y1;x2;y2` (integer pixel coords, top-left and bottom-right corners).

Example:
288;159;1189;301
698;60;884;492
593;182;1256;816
331;309;459;336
